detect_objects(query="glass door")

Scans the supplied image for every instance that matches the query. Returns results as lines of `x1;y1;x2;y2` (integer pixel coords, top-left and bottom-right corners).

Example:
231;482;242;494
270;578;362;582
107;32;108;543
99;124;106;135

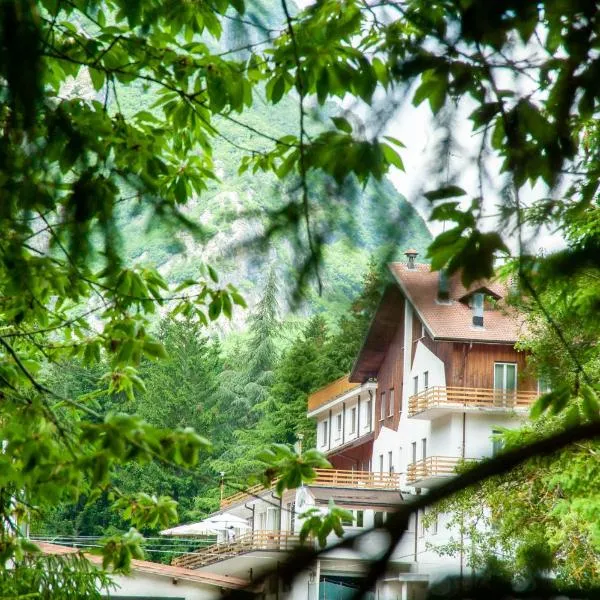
494;363;517;406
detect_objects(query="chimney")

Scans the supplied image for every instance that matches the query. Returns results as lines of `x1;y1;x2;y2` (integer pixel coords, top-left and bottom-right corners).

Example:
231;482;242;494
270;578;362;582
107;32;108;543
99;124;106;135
437;269;449;302
404;249;418;270
472;292;484;327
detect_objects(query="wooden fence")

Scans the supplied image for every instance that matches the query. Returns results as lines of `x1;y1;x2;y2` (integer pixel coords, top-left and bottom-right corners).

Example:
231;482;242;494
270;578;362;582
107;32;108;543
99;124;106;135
408;386;538;417
172;530;306;570
220;469;400;509
406;456;477;484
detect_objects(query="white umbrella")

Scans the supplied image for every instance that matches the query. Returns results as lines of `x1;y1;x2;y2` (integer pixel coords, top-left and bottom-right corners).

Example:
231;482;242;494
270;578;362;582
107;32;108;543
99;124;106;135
205;513;251;529
160;512;251;536
160;521;221;536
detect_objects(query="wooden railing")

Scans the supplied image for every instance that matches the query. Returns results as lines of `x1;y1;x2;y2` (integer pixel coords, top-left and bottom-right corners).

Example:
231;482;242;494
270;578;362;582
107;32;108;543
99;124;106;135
406;456;476;484
220;483;269;510
172;530;306;570
311;468;400;489
220;469;400;509
307;376;360;412
408;386;538;417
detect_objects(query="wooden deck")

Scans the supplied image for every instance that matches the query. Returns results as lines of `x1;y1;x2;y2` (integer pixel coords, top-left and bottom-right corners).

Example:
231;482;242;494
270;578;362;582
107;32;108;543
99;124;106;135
406;456;476;485
408;386;538;417
307;376;361;413
220;469;401;509
172;530;305;569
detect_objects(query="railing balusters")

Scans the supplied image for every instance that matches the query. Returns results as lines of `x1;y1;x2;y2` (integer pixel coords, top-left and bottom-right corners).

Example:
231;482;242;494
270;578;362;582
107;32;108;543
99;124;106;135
407;386;538;417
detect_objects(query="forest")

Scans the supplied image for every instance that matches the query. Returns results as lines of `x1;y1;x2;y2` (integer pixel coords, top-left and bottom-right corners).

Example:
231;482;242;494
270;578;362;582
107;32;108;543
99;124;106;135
33;260;388;541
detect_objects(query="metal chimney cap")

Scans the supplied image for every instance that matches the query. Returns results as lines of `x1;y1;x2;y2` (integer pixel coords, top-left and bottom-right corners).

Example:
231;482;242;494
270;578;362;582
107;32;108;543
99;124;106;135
404;249;418;269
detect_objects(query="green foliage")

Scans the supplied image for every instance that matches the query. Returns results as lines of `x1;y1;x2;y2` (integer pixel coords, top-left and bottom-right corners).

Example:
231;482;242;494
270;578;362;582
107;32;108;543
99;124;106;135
428;413;600;588
299;502;354;548
5;0;600;593
257;443;331;495
0;553;112;599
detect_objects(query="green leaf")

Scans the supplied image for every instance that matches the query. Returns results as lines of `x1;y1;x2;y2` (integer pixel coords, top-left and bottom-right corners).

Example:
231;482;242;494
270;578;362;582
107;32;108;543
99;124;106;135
331;117;352;134
424;186;467;201
580;384;600;421
382;143;404;170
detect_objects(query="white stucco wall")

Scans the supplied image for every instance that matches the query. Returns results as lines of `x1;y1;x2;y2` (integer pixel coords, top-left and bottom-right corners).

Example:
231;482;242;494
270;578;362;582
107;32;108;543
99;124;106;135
409;342;446;394
313;385;376;454
109;570;231;599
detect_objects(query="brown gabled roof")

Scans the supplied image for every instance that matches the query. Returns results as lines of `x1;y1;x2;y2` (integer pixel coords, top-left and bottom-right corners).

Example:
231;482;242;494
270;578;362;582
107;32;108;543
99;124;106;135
350;262;524;383
349;284;405;383
389;262;522;343
37;542;248;589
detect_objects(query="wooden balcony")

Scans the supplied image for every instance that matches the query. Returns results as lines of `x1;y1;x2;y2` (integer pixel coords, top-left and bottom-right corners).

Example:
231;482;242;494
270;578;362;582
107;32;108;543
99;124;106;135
307;376;361;413
311;468;400;489
172;530;305;570
408;386;538;419
220;469;401;509
406;456;477;487
220;483;268;510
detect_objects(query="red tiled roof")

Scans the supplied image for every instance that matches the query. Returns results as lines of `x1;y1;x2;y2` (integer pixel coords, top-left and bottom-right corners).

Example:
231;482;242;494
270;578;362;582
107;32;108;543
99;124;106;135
389;263;524;343
37;542;248;589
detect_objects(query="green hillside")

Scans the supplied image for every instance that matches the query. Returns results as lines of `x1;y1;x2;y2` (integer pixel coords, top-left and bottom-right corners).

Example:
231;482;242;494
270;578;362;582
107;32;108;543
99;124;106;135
69;1;433;321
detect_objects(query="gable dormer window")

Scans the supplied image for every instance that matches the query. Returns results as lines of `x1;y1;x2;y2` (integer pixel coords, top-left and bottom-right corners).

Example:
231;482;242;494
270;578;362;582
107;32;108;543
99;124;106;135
472;292;484;327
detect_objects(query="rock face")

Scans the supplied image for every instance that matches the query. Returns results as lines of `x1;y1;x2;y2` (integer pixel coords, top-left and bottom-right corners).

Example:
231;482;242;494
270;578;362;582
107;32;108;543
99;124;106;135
64;2;432;325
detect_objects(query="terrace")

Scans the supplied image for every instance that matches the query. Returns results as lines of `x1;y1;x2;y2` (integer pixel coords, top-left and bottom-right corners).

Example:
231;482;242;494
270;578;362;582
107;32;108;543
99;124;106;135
408;386;538;419
220;468;401;510
406;456;477;488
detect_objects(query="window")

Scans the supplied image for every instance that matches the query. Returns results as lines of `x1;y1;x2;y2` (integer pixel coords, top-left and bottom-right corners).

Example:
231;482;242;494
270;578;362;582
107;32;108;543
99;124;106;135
366;399;372;430
413;375;419;396
432;511;439;535
495;362;517;390
411;441;417;464
380;391;386;420
538;376;551;394
494;362;517;405
350;407;356;433
423;371;429;390
379;454;384;473
341;511;354;527
472;292;484;326
336;414;342;439
389;388;395;417
492;428;504;457
267;507;280;530
288;502;296;533
374;512;385;527
421;438;427;460
321;421;328;446
356;510;364;527
388;451;394;473
419;509;426;537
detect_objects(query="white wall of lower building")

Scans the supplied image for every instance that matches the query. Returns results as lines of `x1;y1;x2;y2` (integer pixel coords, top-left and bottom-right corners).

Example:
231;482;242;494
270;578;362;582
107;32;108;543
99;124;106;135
109;571;230;599
313;384;376;455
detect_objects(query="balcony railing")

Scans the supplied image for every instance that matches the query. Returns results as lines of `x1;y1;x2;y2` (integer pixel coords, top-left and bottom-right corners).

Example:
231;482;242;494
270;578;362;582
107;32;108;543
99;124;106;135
172;530;306;570
307;376;361;413
311;468;400;489
408;386;538;417
406;456;477;485
220;469;401;509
